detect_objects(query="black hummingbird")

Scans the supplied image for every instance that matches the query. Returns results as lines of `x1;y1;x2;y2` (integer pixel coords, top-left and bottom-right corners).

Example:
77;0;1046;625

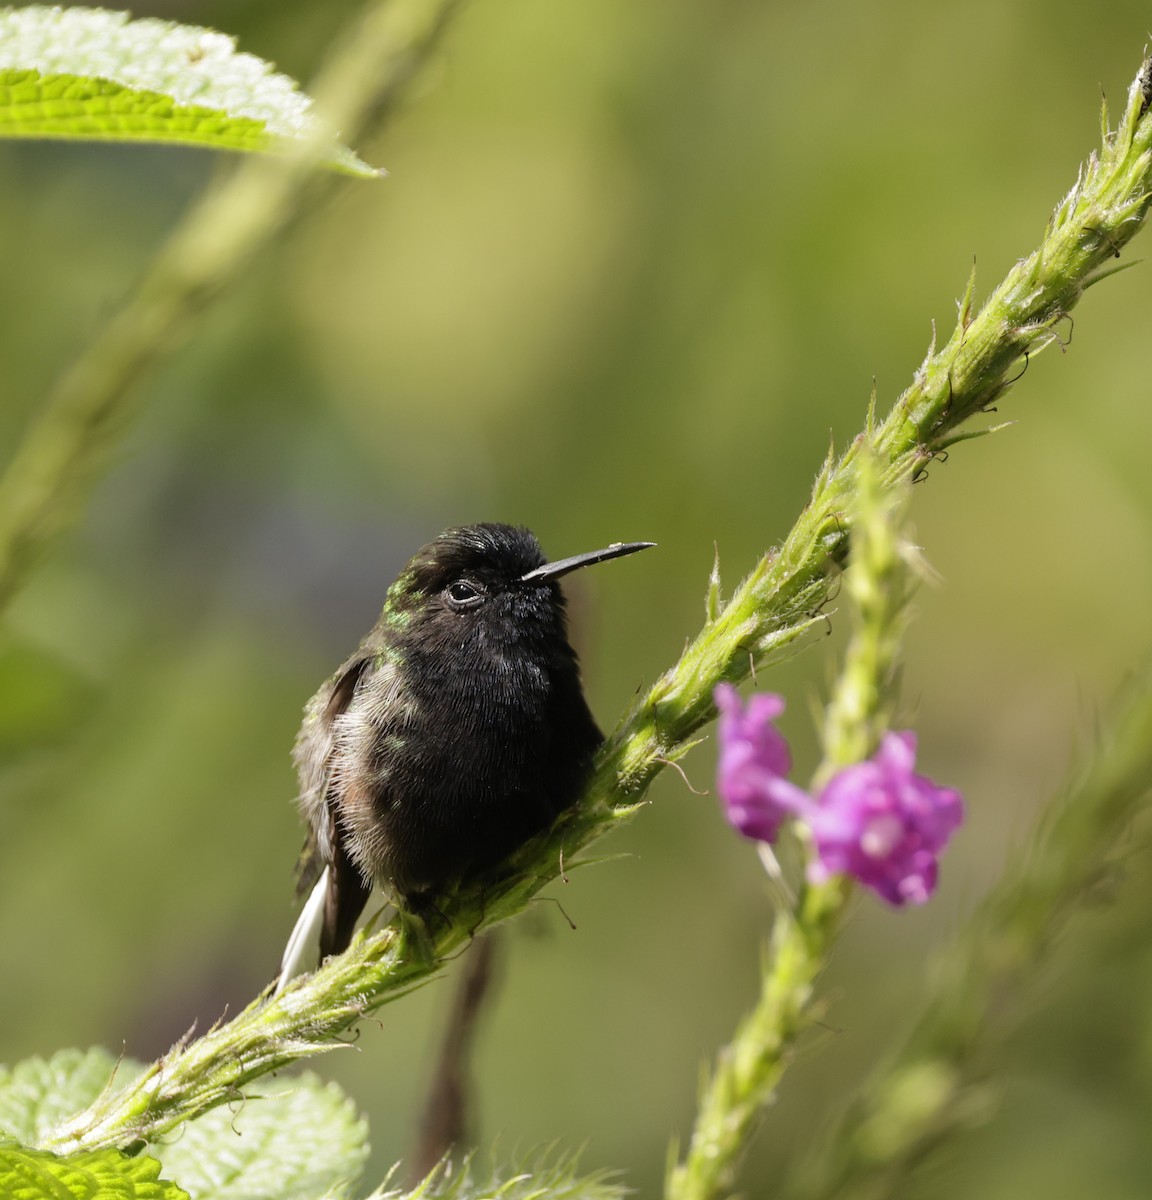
280;522;653;977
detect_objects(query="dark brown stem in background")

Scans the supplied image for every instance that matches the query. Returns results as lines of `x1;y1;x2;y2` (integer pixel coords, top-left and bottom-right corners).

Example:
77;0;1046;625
410;932;501;1182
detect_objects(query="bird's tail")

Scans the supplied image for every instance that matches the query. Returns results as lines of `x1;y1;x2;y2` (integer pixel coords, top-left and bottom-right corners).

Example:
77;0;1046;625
275;866;330;994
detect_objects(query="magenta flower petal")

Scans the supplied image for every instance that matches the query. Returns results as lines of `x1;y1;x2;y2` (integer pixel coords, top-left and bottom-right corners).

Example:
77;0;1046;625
714;684;811;843
713;687;964;907
807;731;964;906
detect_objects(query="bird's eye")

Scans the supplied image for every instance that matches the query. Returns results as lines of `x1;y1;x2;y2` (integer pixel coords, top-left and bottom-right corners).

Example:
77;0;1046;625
445;579;485;610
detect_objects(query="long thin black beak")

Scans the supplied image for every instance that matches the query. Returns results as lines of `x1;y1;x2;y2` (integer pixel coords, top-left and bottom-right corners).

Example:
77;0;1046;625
519;540;655;584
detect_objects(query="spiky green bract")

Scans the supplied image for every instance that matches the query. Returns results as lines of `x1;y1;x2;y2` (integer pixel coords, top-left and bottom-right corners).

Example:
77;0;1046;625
369;1148;628;1200
665;447;918;1200
879;58;1152;456
5;1048;368;1199
0;1138;188;1200
786;673;1152;1200
0;0;466;613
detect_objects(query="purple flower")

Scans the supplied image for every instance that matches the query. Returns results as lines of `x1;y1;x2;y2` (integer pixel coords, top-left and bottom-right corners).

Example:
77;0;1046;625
714;686;964;907
714;684;812;843
807;732;964;906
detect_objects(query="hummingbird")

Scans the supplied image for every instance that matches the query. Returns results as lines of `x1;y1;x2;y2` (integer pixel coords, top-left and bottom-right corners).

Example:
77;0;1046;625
278;522;653;980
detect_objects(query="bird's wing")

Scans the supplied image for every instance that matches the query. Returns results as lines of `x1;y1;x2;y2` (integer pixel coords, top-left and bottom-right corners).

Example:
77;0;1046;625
286;654;376;973
292;654;373;894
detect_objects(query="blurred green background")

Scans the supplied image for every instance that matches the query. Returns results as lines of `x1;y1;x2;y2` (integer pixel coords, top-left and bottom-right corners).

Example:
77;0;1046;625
3;0;1152;1195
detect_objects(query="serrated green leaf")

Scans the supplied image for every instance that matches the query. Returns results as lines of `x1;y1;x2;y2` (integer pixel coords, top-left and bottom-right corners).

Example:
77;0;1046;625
0;6;378;175
0;1138;189;1200
0;1050;368;1200
0;1049;135;1146
151;1070;368;1200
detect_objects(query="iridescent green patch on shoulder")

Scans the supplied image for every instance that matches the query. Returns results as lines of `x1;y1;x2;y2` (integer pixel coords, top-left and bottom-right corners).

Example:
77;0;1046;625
381;570;419;626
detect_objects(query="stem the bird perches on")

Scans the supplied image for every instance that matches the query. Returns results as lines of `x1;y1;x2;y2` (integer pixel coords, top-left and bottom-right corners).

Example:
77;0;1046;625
42;53;1152;1158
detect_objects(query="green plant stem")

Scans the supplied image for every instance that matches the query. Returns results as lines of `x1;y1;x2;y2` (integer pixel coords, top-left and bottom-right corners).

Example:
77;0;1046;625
620;57;1152;790
39;51;1152;1157
666;448;916;1200
45;914;441;1153
663;879;849;1200
786;676;1152;1200
0;0;465;612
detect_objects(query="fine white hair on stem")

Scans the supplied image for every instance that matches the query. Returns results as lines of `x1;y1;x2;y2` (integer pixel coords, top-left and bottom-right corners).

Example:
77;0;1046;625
757;842;796;908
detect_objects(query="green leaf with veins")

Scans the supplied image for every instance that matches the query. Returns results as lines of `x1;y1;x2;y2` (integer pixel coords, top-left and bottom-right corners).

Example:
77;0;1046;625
0;1048;368;1200
0;5;378;174
0;1049;128;1146
0;1138;188;1200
